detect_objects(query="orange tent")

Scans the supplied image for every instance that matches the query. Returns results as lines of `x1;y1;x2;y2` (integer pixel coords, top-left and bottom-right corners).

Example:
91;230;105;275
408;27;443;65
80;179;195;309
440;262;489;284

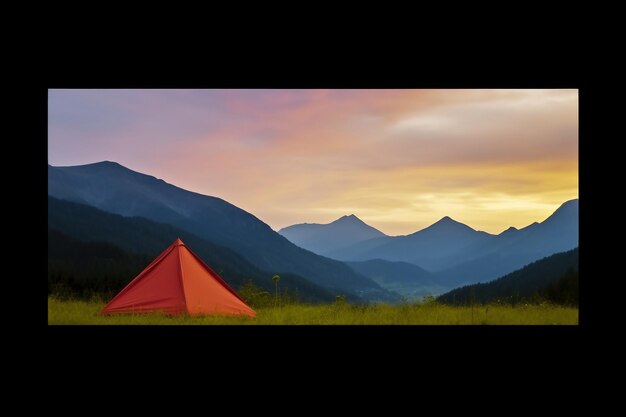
102;238;256;317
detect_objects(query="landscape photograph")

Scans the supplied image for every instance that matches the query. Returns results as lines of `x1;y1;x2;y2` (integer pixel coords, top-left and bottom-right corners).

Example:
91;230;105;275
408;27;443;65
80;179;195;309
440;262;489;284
47;89;579;325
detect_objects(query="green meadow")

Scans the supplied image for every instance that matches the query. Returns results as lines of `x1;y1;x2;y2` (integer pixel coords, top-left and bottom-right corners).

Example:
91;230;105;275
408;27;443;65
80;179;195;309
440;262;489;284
48;297;578;325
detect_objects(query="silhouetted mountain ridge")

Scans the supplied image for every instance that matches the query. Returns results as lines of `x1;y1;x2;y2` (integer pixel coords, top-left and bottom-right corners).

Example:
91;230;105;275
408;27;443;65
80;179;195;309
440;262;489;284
48;162;396;302
48;197;338;302
327;215;494;271
433;199;579;287
279;214;387;257
284;199;578;291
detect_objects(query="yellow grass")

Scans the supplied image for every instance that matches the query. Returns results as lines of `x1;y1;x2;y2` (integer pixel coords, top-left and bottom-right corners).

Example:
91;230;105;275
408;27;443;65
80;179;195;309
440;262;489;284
48;297;578;325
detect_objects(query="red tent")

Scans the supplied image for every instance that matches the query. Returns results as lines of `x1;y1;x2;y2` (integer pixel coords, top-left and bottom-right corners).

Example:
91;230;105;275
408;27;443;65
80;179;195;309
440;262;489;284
102;238;256;317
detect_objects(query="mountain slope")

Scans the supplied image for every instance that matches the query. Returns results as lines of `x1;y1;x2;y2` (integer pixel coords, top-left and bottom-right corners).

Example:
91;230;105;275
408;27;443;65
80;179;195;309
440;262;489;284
48;162;392;300
499;199;578;257
437;248;579;305
435;199;579;287
345;259;448;300
48;197;338;302
328;216;494;271
326;199;578;287
279;214;386;256
327;235;393;261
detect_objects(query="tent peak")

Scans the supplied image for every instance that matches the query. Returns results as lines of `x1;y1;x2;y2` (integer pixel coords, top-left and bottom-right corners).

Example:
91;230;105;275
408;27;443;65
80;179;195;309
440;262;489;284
174;238;185;246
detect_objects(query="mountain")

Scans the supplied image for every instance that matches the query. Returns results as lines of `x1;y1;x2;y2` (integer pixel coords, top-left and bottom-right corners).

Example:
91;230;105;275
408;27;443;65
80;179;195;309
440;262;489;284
325;199;578;288
435;199;579;287
328;216;494;271
48;197;337;302
279;214;387;256
325;235;393;261
48;162;394;301
345;259;447;301
437;248;579;305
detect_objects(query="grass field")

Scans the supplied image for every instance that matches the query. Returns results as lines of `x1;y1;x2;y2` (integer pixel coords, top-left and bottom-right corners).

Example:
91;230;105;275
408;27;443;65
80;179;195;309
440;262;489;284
48;297;578;325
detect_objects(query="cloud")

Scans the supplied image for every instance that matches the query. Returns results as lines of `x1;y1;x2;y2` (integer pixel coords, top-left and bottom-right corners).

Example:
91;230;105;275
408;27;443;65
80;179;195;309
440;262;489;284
48;89;578;234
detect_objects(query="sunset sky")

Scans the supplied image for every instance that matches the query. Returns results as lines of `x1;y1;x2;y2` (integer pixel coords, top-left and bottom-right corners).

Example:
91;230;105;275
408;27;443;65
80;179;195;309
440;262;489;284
48;89;578;235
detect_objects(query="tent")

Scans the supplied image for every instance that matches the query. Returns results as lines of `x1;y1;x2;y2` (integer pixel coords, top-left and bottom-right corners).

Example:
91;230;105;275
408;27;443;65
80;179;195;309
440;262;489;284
102;238;256;317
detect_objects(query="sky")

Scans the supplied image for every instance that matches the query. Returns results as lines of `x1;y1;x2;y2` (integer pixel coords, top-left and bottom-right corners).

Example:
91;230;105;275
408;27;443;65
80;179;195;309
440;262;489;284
48;89;578;235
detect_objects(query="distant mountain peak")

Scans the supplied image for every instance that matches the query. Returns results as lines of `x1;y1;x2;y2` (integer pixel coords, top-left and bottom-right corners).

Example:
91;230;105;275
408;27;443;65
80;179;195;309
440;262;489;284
78;160;124;168
94;161;136;171
432;215;464;227
562;198;579;206
540;198;579;228
409;215;478;237
499;226;519;236
98;160;121;166
520;221;539;232
279;214;387;255
334;214;364;224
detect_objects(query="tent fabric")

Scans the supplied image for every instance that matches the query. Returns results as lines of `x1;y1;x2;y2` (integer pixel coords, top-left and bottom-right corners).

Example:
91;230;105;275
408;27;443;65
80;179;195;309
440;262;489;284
102;238;256;317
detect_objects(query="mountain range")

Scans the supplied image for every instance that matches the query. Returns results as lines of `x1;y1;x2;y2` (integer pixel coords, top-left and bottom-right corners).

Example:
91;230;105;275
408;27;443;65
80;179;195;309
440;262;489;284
48;160;578;301
280;200;578;290
48;162;396;302
327;216;494;271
